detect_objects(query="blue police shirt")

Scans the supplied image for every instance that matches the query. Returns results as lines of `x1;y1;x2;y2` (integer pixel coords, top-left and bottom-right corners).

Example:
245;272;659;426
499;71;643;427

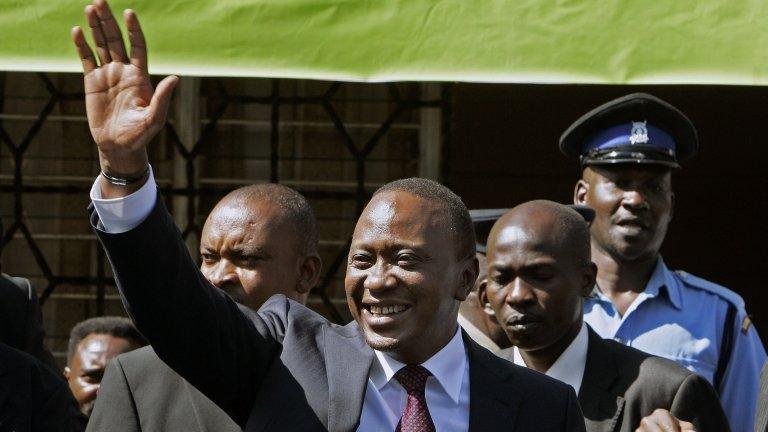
584;258;767;432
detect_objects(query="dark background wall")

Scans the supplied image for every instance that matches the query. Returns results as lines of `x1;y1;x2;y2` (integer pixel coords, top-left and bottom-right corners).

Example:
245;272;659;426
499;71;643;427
448;84;768;341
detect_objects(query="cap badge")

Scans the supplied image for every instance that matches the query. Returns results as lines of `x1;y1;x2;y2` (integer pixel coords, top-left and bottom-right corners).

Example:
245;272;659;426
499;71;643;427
630;121;649;144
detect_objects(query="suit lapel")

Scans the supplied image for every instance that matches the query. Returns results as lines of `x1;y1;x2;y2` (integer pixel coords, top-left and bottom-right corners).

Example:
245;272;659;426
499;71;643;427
465;332;520;432
579;328;624;432
324;322;374;432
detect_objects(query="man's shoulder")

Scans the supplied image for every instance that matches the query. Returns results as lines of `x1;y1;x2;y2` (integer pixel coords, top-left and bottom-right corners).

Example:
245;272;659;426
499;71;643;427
593;335;697;396
112;346;186;388
672;269;745;309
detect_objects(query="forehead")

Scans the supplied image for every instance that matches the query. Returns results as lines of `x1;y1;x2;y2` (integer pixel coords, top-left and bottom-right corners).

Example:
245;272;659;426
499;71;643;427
488;222;561;262
202;201;292;243
353;191;447;245
73;334;134;366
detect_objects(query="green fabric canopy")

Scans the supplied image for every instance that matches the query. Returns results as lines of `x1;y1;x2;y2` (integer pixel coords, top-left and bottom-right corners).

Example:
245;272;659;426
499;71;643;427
2;0;768;84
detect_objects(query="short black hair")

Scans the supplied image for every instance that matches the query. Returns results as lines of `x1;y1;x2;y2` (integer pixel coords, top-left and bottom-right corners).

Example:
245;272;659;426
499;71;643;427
219;184;319;256
374;178;475;260
67;316;147;364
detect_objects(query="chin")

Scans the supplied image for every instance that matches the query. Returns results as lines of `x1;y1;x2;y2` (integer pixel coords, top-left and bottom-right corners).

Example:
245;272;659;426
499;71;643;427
362;329;403;352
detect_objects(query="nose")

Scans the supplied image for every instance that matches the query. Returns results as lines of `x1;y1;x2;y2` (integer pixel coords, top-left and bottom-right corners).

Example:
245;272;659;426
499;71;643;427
505;278;536;306
363;261;397;292
206;260;239;288
621;189;649;210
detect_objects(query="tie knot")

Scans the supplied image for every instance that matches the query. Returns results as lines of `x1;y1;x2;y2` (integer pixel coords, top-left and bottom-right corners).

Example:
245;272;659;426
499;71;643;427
394;364;431;394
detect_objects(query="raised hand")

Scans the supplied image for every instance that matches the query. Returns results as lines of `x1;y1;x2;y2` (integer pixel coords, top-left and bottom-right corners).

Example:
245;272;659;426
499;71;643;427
72;0;178;195
636;409;696;432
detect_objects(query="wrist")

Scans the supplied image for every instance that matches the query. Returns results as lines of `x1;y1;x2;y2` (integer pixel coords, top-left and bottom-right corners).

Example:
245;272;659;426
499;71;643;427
98;149;149;177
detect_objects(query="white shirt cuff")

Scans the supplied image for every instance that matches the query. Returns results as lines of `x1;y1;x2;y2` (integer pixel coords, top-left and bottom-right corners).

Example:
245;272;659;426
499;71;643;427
90;165;157;234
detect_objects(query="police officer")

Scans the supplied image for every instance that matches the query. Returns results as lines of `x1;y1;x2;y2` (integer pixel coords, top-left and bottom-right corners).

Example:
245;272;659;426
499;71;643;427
561;93;767;432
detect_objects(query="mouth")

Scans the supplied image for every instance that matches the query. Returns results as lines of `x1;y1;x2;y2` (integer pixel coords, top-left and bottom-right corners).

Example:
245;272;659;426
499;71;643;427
505;315;542;333
363;303;411;317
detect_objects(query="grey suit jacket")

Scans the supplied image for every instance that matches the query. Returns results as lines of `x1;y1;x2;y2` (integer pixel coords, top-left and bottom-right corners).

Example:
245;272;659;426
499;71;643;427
499;328;729;432
756;360;768;432
91;196;586;431
86;346;239;432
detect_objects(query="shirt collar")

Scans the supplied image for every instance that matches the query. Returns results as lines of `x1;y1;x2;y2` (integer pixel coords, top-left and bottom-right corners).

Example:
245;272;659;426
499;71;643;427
512;322;589;394
589;257;682;310
643;258;683;310
371;325;466;404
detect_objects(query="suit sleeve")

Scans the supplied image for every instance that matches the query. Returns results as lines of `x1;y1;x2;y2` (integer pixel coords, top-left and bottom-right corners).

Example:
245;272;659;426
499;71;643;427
91;194;282;427
564;386;587;432
87;357;141;432
670;373;731;432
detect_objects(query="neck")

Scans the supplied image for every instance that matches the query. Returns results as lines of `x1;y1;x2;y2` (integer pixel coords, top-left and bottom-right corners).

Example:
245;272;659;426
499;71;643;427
390;323;458;365
592;244;658;295
519;318;582;374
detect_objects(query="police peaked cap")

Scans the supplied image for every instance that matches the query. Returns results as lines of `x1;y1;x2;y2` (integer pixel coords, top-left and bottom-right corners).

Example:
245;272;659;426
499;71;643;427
559;93;698;168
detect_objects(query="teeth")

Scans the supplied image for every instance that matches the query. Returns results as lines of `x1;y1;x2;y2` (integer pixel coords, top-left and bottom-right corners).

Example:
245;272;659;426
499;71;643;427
369;304;408;315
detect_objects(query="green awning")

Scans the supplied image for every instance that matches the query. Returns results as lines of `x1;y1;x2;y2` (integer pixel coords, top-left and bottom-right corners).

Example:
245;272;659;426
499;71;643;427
2;0;768;84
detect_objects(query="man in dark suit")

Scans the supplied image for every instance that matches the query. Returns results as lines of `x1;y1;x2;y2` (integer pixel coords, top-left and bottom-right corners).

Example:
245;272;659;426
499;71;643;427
0;342;83;432
481;200;730;432
87;184;323;431
71;3;585;428
0;217;58;371
0;273;57;371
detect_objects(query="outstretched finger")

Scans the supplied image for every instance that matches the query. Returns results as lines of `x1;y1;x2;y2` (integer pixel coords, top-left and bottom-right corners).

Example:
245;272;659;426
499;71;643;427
148;75;180;127
71;26;97;73
85;4;111;65
124;10;147;70
94;0;128;63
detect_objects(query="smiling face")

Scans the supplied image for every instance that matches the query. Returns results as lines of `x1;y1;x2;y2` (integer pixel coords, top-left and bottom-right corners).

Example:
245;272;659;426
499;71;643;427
64;334;139;416
345;190;477;364
575;165;673;263
200;201;309;310
484;203;595;353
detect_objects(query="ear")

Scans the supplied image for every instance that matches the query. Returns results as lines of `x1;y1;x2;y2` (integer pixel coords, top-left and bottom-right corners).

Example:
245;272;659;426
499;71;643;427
477;279;496;317
574;179;589;205
63;366;71;380
455;255;479;301
296;254;323;295
581;262;598;297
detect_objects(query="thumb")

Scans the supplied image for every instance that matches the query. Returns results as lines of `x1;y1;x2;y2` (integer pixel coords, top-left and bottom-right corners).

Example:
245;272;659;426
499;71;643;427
148;75;179;125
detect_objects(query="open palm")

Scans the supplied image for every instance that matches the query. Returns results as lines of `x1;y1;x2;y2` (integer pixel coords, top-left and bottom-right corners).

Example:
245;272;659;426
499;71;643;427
72;0;177;169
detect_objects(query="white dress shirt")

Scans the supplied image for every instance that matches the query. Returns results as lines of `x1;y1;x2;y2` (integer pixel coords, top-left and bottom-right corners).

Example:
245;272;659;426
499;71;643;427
359;326;470;431
512;322;588;395
90;170;471;430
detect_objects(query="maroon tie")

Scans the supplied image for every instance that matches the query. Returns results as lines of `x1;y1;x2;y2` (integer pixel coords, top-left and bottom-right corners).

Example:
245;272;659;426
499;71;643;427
394;364;436;432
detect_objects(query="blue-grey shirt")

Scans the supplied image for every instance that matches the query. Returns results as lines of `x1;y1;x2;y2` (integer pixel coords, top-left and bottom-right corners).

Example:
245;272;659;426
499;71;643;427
584;259;766;432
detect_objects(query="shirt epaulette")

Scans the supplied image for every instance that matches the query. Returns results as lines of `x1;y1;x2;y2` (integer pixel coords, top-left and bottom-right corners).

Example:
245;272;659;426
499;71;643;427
674;270;745;309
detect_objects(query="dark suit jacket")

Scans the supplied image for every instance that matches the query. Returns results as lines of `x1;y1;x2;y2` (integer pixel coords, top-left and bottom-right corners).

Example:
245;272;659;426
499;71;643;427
0;274;58;371
756;360;768;432
0;342;82;432
499;327;730;432
86;346;239;432
91;196;585;431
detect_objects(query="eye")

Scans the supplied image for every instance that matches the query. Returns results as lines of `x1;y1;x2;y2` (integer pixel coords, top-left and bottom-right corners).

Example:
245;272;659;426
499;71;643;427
201;253;218;264
396;253;419;267
351;253;374;269
237;255;264;267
